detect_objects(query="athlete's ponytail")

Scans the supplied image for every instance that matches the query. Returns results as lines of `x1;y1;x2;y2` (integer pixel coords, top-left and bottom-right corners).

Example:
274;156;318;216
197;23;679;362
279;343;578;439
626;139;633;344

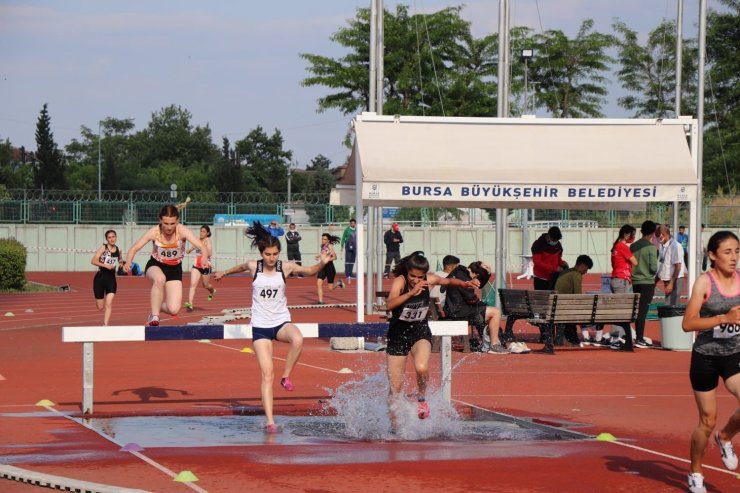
245;221;281;253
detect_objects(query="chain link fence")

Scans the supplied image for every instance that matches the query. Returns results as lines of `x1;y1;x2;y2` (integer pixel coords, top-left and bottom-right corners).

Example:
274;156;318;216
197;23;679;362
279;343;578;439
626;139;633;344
0;189;737;227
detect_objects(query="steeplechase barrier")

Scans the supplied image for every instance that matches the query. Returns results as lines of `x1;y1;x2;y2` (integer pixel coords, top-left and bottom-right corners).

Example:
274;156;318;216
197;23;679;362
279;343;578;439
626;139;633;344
62;321;468;415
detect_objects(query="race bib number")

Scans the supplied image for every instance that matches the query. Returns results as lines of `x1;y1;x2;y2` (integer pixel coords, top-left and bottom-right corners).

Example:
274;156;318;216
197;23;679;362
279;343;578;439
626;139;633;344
159;247;180;259
102;255;117;266
713;323;740;339
399;304;428;322
259;288;280;299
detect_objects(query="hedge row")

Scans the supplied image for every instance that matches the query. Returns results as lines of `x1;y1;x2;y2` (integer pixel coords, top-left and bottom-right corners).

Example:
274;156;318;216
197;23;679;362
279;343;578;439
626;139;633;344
0;238;27;290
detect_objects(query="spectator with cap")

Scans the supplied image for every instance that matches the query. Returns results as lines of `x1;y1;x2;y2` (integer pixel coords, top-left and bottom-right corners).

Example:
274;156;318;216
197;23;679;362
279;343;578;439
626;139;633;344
267;220;284;239
531;226;568;290
383;222;404;277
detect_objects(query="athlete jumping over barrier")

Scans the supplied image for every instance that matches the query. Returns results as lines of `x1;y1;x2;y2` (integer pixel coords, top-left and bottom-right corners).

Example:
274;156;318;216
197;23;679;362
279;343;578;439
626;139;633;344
124;201;207;326
385;251;475;431
214;221;333;433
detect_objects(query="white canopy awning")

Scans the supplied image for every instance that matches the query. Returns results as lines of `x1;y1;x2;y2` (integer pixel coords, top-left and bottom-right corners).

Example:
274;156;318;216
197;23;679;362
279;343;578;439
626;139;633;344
332;114;699;209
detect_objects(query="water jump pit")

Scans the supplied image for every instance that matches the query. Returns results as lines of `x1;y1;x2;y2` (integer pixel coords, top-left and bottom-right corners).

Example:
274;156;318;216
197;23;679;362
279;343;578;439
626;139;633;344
78;373;586;465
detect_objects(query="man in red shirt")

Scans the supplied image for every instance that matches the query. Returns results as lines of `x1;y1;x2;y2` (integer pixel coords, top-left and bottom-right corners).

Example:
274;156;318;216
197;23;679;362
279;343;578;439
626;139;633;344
531;226;568;290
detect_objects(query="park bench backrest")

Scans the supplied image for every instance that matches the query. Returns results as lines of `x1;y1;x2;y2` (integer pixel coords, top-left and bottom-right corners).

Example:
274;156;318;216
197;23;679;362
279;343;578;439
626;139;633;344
499;289;554;319
543;293;640;325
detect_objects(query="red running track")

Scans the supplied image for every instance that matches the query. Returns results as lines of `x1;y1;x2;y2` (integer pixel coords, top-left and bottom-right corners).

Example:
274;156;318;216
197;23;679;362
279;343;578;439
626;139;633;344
0;272;737;492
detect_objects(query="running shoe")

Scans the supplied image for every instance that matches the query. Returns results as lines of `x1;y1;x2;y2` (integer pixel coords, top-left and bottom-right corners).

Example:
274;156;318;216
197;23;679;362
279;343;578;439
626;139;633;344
184;302;193;312
687;473;707;493
208;289;216;301
146;314;160;327
337;280;345;288
417;400;430;419
634;338;653;348
265;423;279;434
715;432;738;470
280;377;294;391
315;301;324;305
591;338;610;347
487;344;510;354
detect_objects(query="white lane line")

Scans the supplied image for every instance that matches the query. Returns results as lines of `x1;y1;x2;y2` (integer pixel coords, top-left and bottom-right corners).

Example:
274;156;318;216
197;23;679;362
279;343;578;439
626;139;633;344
454;399;738;478
39;404;209;493
199;341;351;374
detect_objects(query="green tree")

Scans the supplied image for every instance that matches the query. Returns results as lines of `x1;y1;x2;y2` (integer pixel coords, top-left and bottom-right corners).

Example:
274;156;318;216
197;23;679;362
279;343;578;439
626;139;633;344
529;20;614;117
234;126;292;194
704;0;740;194
125;105;220;191
65;118;136;192
212;136;244;198
612;19;698;118
0;139;34;189
34;103;66;190
301;5;496;118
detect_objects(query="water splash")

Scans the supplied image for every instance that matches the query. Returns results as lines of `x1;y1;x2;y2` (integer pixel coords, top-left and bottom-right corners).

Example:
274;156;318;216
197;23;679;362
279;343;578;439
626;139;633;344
330;370;463;441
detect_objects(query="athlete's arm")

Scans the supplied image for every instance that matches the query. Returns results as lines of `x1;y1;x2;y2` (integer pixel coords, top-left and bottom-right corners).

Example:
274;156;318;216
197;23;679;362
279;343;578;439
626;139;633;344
124;227;156;272
214;260;256;281
288;250;330;277
90;245;109;269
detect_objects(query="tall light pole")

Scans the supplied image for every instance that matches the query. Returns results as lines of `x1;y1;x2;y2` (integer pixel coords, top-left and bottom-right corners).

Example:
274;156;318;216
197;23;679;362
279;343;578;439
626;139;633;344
520;49;534;114
97;121;102;201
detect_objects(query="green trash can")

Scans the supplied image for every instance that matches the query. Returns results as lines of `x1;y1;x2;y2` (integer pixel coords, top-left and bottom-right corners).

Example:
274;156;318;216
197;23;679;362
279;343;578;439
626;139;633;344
658;305;693;351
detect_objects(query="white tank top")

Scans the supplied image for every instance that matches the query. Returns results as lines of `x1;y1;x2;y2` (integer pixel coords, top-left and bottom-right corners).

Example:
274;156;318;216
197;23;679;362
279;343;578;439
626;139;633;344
251;260;289;328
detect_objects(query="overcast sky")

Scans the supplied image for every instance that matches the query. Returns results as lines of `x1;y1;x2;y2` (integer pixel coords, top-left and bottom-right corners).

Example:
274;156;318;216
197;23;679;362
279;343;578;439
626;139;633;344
0;0;717;170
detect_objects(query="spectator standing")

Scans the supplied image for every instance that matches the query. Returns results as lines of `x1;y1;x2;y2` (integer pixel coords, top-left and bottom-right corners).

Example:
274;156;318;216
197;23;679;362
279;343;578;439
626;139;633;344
285;223;302;275
681;231;740;493
531;226;568;290
631;220;659;348
267;220;284;240
553;255;596;348
655;224;687;306
383;223;404;277
340;219;357;280
609;224;638;346
678;225;690;270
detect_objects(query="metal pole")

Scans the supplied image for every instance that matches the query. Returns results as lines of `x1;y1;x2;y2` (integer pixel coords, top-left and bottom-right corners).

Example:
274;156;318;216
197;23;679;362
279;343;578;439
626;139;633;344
675;0;683;117
495;0;510;296
376;0;384;114
694;0;707;282
672;0;684;238
369;0;377;111
97;122;102;201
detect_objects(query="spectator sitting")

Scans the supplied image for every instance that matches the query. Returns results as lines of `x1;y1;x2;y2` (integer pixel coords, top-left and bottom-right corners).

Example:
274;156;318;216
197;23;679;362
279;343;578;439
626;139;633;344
430;255;460;314
442;262;508;354
554;254;598;347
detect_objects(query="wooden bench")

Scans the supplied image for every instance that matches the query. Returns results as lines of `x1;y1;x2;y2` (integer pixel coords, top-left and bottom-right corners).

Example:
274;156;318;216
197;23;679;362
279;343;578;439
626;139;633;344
499;289;554;343
499;290;640;354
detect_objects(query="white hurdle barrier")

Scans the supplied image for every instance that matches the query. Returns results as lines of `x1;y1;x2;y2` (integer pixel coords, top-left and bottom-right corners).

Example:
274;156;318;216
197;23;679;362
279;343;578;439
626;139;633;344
62;321;469;415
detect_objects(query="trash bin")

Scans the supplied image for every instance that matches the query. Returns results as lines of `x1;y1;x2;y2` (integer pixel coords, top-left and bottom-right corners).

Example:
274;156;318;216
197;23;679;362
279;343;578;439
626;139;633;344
658;305;693;351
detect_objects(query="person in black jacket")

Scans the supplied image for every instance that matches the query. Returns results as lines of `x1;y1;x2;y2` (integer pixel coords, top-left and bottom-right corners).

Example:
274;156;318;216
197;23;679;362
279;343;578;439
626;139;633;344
383;223;404;277
285;223;302;276
443;262;508;354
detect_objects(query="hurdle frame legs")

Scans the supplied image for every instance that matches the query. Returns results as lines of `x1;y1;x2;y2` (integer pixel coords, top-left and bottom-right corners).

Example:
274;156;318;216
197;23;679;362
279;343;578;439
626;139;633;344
82;342;94;415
